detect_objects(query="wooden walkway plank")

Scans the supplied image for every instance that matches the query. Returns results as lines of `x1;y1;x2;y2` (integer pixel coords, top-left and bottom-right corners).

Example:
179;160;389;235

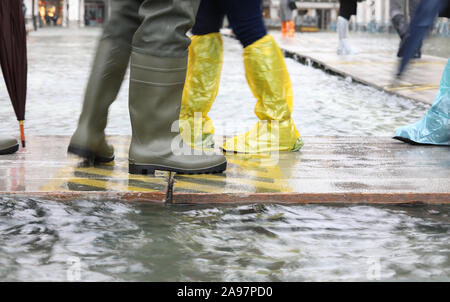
0;136;448;204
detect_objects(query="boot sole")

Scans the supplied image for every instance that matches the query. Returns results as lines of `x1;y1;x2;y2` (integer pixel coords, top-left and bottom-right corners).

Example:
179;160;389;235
68;145;115;163
129;161;227;175
0;144;19;155
393;136;442;146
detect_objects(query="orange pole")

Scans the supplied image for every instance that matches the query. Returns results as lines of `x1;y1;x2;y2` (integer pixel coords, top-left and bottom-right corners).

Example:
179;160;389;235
19;120;25;148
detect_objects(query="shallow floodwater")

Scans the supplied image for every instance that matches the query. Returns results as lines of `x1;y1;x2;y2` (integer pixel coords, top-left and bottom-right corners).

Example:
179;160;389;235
0;198;449;281
0;28;431;136
0;28;449;281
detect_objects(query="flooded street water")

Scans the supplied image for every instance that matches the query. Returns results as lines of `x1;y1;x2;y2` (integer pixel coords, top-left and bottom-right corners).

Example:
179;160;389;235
0;28;431;136
1;198;449;281
0;28;449;281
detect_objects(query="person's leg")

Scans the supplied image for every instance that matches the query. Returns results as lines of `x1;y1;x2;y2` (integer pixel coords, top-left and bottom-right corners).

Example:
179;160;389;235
221;0;303;153
281;21;288;37
397;0;447;75
287;19;295;38
282;0;295;37
337;0;359;55
191;0;224;35
391;0;422;58
68;0;142;162
128;0;227;175
179;0;224;148
280;0;288;22
279;0;291;37
0;136;19;155
393;59;450;146
391;0;408;38
439;1;450;18
390;0;404;18
224;0;267;48
408;0;421;19
407;0;422;58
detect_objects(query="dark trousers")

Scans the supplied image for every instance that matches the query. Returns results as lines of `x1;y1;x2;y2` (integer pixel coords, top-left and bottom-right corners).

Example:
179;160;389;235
439;0;450;17
339;0;358;20
191;0;267;48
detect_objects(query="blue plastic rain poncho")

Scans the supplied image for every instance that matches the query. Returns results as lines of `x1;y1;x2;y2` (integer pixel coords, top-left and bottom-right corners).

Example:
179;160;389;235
393;59;450;145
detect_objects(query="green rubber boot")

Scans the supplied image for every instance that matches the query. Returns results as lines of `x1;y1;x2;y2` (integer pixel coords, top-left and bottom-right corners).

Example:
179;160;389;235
0;136;19;155
68;39;131;162
128;52;227;175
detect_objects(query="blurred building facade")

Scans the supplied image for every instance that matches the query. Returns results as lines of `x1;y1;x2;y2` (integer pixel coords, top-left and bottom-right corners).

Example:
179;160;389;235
23;0;110;28
265;0;449;35
22;0;449;36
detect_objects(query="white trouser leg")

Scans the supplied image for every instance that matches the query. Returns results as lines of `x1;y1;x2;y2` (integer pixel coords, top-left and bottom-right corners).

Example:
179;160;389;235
337;16;359;55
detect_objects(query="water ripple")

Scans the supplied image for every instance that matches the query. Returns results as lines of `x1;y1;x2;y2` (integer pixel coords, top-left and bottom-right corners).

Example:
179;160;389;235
0;198;448;281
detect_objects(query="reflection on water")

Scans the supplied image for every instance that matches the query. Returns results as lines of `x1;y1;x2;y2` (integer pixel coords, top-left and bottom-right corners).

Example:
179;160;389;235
0;198;448;281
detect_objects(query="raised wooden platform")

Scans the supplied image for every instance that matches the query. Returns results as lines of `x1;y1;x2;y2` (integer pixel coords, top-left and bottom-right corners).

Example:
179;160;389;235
270;31;448;105
0;136;449;204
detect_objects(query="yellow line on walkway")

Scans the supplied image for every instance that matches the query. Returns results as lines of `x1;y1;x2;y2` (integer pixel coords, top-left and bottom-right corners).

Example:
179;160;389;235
40;169;72;192
324;60;444;67
104;162;237;193
106;162;287;192
385;85;439;92
180;174;291;192
73;166;167;185
385;85;415;91
226;157;284;178
91;157;290;192
67;177;158;192
409;86;440;92
41;163;163;192
329;61;395;66
409;61;446;66
173;180;224;193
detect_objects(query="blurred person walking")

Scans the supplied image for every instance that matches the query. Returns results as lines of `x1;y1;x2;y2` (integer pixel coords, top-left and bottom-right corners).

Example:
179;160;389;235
68;0;227;175
390;0;422;58
280;0;297;38
337;0;365;55
394;0;450;146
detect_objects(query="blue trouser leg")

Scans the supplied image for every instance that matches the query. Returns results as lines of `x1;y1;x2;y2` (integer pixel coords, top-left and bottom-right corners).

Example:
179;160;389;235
191;0;225;35
223;0;267;47
191;0;267;48
397;0;447;75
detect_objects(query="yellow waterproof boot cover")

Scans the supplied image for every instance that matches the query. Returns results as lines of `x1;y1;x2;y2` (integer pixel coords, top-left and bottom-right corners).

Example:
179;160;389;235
180;33;223;149
223;35;303;153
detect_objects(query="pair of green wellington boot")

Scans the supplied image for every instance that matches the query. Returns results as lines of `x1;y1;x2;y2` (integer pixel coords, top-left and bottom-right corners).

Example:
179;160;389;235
68;40;226;175
0;136;19;155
